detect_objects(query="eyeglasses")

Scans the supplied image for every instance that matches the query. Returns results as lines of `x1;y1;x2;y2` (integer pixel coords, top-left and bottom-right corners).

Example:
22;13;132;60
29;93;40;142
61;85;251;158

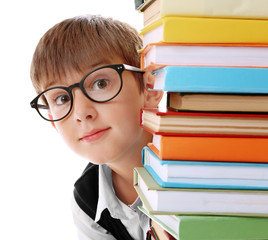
30;64;143;122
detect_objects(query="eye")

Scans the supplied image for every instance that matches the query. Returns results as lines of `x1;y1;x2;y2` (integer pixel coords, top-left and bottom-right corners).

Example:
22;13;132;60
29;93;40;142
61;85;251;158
92;79;109;90
55;94;71;105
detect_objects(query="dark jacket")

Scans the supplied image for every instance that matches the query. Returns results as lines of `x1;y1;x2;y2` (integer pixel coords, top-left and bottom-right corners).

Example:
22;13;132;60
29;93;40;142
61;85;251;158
74;163;134;240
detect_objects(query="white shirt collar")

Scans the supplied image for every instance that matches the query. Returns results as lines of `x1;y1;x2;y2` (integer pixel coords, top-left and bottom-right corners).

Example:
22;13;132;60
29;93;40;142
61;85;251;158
94;164;139;222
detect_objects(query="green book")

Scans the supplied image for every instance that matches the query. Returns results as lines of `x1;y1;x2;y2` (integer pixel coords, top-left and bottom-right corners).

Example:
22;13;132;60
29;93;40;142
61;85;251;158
139;206;268;240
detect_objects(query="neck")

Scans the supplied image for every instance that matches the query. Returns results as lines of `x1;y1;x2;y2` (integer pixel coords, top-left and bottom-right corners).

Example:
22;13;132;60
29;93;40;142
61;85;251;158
107;130;152;205
112;169;138;205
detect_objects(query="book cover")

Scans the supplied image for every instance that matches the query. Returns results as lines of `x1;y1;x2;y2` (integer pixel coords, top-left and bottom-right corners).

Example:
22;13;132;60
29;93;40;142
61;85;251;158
149;134;268;162
140;16;268;47
142;146;268;190
149;218;176;240
134;167;268;216
140;43;268;70
141;108;268;136
135;0;150;10
135;0;145;10
139;0;268;26
167;92;268;113
152;66;268;93
139;206;268;240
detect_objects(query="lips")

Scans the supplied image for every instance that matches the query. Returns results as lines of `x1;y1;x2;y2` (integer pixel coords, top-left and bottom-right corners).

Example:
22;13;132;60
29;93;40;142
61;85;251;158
80;127;111;143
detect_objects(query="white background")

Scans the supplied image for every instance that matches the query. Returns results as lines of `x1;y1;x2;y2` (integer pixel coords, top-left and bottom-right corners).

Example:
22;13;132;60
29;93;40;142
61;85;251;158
0;1;143;239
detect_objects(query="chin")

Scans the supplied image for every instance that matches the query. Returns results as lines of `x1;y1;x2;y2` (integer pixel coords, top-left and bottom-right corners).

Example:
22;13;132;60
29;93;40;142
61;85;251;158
81;153;110;165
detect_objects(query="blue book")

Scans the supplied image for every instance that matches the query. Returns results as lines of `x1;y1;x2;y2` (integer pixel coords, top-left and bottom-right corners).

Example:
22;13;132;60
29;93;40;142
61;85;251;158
152;66;268;93
142;146;268;190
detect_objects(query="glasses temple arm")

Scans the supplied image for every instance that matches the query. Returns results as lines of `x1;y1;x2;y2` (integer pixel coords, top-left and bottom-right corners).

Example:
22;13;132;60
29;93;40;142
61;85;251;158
30;102;49;110
123;64;144;73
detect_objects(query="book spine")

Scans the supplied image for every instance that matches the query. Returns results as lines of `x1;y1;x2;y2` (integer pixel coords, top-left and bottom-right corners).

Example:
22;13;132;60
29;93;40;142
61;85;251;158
156;0;268;19
149;136;268;162
140;17;268;44
153;66;268;93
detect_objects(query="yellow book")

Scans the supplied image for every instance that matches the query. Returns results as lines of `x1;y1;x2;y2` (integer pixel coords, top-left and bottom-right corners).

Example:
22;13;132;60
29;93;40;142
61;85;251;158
139;0;268;26
140;16;268;47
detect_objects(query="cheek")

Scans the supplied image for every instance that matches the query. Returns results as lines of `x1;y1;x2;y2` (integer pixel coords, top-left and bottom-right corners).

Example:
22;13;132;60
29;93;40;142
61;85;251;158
112;105;143;141
54;122;75;146
113;94;143;127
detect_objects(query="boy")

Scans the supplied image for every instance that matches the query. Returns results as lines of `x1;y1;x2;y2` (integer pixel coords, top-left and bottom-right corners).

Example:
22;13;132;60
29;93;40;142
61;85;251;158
30;15;162;239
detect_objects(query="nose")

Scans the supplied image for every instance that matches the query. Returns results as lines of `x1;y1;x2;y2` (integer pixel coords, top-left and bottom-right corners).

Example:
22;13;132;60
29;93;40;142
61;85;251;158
72;88;97;122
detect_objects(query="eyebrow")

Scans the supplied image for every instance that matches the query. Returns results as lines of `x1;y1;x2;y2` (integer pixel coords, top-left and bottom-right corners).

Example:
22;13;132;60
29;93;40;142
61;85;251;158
42;60;117;90
87;61;112;71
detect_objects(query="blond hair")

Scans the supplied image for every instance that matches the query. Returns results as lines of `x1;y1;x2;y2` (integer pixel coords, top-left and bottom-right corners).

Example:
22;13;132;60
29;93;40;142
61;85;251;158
30;15;143;93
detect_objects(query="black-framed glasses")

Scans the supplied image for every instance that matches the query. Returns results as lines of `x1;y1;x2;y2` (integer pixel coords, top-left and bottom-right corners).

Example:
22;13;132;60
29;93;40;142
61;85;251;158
30;64;143;122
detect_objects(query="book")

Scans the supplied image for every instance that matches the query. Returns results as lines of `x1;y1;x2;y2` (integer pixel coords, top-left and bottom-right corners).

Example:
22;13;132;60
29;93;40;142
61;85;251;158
134;167;268;216
139;0;268;26
167;92;268;113
135;0;144;10
139;206;268;240
140;16;268;47
141;108;268;136
152;66;268;93
149;134;268;162
149;218;176;240
140;43;268;70
142;146;268;190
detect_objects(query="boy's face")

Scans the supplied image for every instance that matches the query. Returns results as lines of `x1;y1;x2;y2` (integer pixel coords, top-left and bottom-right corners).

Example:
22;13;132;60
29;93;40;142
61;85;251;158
50;57;150;165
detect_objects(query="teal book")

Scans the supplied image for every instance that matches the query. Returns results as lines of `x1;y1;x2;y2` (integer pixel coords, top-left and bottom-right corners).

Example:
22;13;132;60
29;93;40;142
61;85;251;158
139;206;268;240
152;66;268;93
142;146;268;190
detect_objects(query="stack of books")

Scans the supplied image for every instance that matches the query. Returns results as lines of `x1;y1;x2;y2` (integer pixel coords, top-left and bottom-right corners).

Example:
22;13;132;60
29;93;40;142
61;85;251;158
134;0;268;239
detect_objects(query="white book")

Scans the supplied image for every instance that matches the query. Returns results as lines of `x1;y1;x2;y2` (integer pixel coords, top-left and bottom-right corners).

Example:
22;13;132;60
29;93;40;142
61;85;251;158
139;0;268;26
141;43;268;69
134;167;268;216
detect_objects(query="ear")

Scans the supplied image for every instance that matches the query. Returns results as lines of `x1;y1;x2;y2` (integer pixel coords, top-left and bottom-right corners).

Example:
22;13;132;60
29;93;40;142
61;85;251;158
143;70;163;108
48;113;57;129
50;121;56;129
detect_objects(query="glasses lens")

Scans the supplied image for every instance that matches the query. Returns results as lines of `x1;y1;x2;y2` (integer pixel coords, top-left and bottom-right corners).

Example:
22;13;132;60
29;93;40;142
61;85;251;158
83;67;121;102
36;88;72;121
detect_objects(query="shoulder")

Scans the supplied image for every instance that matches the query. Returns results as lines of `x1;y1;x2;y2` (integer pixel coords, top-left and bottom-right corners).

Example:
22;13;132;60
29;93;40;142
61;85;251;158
73;164;136;240
72;163;116;239
73;163;99;220
71;195;116;240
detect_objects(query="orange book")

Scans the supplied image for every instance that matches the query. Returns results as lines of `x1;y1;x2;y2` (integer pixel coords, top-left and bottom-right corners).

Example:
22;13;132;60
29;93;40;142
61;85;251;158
149;135;268;162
